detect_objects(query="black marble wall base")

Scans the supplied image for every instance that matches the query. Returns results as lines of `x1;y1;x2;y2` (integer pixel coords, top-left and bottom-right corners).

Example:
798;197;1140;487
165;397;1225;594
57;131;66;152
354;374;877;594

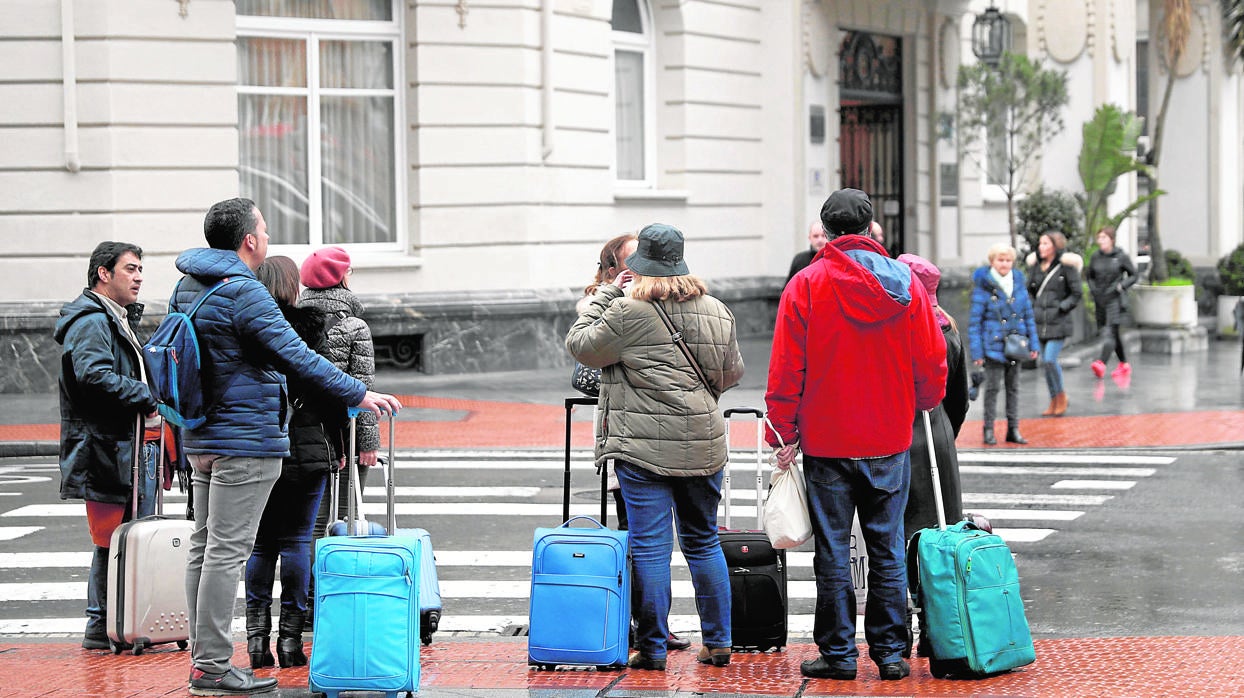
0;277;785;394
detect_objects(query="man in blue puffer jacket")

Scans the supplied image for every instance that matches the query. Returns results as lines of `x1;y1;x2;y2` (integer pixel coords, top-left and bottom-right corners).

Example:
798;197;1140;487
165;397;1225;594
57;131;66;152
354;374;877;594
172;198;401;697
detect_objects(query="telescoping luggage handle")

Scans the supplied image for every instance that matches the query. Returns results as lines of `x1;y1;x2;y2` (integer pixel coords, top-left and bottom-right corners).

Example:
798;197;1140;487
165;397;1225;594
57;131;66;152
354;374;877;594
564;397;607;525
722;407;765;530
921;409;947;531
330;407;399;536
131;413;166;519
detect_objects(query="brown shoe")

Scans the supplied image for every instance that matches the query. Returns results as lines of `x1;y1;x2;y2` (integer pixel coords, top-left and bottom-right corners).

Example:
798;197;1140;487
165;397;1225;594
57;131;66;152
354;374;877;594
697;646;731;667
1052;392;1068;416
1042;397;1056;416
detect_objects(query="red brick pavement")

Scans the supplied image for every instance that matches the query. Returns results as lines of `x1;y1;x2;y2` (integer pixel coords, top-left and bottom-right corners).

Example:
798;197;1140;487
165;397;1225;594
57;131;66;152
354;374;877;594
3;637;1244;697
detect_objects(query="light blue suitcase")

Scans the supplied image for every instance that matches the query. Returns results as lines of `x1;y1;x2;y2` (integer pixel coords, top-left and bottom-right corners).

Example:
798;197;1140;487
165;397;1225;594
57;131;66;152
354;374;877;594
377;414;443;646
527;397;630;670
309;409;420;698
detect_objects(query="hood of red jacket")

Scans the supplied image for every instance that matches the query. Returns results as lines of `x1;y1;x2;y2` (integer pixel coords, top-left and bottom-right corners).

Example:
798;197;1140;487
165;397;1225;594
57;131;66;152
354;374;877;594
810;235;913;326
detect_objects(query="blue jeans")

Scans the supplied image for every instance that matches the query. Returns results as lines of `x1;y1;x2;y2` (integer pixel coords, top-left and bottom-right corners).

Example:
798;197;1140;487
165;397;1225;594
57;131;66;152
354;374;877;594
1041;338;1065;398
615;461;731;659
245;471;327;614
804;452;910;669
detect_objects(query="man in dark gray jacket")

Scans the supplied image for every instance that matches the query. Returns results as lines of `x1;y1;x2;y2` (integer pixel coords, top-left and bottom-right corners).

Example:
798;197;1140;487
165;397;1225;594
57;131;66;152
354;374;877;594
55;241;159;651
174;198;401;696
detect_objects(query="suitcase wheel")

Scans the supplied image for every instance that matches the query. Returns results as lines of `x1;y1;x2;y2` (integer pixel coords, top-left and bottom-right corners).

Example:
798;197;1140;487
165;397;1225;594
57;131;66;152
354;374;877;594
111;643;123;656
421;632;432;646
177;640;188;650
131;640;145;656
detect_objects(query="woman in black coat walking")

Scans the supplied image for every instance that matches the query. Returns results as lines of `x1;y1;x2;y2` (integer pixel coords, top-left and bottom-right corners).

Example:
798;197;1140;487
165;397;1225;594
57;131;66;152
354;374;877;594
1085;226;1138;380
244;256;347;670
1027;232;1082;416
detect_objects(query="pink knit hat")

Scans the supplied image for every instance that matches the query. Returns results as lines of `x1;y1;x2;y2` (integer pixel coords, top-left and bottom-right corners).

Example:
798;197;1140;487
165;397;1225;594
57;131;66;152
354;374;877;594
300;247;351;289
897;253;940;303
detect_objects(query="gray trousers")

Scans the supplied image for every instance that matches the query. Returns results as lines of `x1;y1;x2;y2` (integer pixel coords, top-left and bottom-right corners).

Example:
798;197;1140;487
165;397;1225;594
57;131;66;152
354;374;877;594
185;454;281;674
982;359;1021;427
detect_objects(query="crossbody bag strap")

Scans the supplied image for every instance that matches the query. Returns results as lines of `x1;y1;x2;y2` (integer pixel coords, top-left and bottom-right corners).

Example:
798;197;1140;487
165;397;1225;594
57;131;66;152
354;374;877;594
1035;263;1062;301
651;301;718;399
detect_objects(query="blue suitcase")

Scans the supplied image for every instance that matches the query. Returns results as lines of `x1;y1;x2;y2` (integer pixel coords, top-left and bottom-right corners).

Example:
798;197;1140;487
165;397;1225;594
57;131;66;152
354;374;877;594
376;413;443;645
527;397;630;670
908;412;1036;678
310;409;421;698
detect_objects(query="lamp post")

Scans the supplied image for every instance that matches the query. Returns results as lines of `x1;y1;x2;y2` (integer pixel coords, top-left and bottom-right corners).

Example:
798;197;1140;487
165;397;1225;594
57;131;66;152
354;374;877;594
972;4;1012;67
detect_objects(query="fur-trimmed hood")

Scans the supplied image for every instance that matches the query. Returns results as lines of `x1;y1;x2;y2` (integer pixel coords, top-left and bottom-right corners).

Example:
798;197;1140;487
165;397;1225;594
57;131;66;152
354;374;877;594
1026;250;1083;272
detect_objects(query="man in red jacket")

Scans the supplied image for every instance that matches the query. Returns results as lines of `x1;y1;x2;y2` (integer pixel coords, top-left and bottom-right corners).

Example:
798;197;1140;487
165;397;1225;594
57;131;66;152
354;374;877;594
766;188;947;682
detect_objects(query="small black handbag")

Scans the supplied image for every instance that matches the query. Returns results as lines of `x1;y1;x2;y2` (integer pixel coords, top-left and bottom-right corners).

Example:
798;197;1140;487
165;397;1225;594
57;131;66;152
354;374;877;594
571;362;601;397
1003;333;1030;362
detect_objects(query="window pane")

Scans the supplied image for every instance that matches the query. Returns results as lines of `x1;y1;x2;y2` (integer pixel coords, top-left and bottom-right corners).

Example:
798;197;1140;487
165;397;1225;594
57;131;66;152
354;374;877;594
239;94;310;244
615;50;645;181
612;0;642;33
321;96;396;244
321;40;393;89
238;37;306;88
237;0;392;21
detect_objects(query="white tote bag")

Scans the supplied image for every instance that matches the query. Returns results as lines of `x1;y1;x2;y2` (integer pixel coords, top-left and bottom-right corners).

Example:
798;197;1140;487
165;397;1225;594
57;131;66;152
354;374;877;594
762;458;812;549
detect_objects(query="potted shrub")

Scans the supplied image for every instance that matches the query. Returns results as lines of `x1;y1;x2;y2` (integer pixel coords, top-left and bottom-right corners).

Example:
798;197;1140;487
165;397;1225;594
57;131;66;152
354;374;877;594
1131;249;1198;328
1216;244;1244;336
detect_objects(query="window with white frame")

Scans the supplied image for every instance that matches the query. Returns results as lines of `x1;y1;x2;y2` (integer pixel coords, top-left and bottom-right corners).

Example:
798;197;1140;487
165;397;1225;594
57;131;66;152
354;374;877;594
236;0;402;247
612;0;653;184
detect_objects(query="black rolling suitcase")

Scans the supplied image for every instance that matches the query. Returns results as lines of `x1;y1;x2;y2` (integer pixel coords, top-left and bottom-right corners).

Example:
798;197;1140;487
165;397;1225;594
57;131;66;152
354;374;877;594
719;407;787;652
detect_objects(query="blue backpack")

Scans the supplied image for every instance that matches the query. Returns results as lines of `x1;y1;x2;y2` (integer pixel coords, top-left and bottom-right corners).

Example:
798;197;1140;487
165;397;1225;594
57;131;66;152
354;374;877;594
143;277;242;429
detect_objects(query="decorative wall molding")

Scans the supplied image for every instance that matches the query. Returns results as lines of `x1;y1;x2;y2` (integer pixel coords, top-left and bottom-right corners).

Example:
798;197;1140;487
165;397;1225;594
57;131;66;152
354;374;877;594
804;0;831;78
939;18;960;89
1111;0;1134;63
1039;0;1091;64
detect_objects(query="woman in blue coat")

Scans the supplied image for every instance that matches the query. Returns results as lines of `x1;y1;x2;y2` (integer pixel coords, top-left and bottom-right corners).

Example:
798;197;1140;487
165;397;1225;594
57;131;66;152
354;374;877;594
968;244;1040;445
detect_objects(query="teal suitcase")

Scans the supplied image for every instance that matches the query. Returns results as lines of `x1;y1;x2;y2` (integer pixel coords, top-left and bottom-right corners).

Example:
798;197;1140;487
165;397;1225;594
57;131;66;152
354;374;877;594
908;413;1035;677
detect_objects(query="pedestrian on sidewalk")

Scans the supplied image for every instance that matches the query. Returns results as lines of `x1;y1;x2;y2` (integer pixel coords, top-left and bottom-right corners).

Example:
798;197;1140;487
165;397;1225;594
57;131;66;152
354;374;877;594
968;243;1040;445
300;245;380;626
54;241;161;652
766;189;947;682
785;220;829;284
173;198;401;697
574;232;693;652
244;256;347;671
1027;232;1082;416
1086;226;1138;381
567;223;744;671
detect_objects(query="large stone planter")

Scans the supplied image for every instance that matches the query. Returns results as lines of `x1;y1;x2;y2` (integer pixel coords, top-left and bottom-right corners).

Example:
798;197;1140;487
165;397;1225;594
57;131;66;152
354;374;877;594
1130;284;1198;328
1216;295;1243;336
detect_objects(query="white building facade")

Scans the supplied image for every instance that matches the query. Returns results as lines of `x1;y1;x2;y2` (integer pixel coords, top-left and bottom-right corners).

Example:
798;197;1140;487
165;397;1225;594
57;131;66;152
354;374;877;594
0;0;1239;385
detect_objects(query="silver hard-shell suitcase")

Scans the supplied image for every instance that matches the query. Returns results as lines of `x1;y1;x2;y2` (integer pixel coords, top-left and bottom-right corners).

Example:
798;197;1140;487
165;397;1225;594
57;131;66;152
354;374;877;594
106;415;191;655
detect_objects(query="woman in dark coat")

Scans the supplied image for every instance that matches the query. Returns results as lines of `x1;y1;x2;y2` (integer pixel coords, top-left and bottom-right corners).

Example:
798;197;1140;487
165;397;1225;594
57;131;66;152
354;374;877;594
1027;232;1083;416
244;256;346;670
1085;226;1138;380
896;255;967;536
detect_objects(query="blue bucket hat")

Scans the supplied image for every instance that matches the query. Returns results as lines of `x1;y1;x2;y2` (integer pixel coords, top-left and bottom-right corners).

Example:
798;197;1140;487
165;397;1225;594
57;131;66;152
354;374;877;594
625;223;690;277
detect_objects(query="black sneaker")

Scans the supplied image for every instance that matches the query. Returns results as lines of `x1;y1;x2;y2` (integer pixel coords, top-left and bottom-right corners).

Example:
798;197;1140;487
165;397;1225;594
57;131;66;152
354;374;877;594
81;634;110;650
188;666;278;696
800;656;856;680
878;659;911;680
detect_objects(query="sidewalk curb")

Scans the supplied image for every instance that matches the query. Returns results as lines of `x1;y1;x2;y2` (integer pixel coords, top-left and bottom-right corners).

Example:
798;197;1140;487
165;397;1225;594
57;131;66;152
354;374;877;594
0;441;57;458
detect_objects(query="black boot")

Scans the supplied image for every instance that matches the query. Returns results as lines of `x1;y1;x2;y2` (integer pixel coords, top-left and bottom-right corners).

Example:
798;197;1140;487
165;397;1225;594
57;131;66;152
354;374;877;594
277;610;308;668
1006;425;1028;444
982;425;996;445
246;606;274;669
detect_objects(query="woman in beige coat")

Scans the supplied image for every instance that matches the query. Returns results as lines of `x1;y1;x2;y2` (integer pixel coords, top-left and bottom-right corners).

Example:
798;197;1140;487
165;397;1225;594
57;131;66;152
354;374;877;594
566;223;743;671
